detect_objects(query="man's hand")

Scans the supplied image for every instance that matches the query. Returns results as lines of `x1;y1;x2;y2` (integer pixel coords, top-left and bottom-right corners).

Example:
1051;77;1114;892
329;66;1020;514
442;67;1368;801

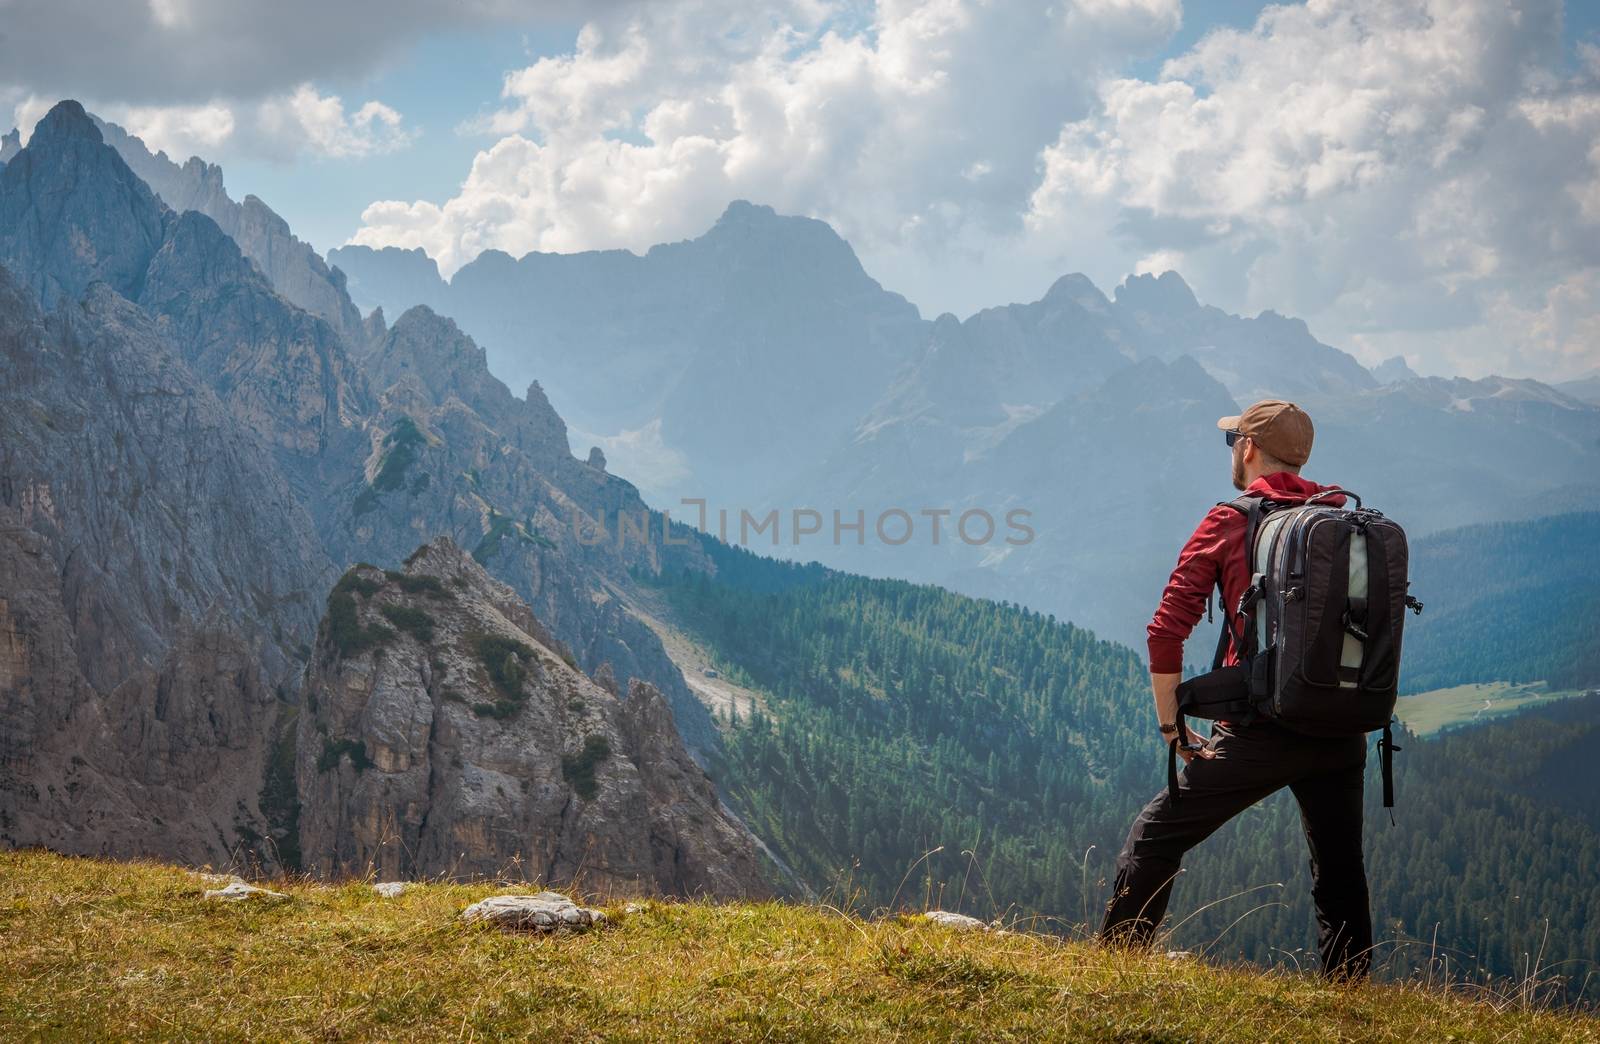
1152;671;1215;763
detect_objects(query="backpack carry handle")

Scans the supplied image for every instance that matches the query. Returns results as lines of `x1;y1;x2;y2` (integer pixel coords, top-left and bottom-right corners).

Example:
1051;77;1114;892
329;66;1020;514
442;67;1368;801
1305;487;1360;509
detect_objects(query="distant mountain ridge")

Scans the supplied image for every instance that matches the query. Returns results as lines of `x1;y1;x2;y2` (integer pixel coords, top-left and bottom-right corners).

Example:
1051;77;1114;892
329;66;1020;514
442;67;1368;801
331;206;1600;648
90;116;366;347
23;104;1589;653
339;201;929;506
329;220;1392;507
1557;372;1600;406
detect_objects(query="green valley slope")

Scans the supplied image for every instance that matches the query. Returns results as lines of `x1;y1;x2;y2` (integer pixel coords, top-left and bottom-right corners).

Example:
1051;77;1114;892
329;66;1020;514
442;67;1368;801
1401;512;1600;693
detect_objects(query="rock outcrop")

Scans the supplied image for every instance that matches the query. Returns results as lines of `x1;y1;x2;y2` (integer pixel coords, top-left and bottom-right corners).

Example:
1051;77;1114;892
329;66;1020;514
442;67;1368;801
205;881;290;902
297;539;767;897
336;305;718;756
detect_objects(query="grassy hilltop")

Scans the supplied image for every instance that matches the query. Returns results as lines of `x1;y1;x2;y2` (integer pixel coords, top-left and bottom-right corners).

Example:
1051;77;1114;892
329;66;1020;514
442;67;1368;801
2;850;1595;1042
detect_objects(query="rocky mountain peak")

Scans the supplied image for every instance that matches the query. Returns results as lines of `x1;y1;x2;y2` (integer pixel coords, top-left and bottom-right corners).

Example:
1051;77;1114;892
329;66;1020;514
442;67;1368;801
697;198;869;275
712;198;779;226
0;101;167;308
180;154;223;184
364;305;496;410
32;100;101;144
1114;269;1200;315
1041;272;1111;311
1372;354;1420;384
0;127;20;165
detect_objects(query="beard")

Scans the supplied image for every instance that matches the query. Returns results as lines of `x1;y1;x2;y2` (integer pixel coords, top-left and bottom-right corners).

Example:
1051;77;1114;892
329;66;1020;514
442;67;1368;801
1231;447;1246;491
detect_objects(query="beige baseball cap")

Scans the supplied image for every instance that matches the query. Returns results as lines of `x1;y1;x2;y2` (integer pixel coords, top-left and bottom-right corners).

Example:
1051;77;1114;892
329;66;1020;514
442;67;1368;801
1217;399;1315;466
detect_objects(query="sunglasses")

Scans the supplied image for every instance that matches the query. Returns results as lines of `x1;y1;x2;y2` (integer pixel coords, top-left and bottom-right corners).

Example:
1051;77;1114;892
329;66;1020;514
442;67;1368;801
1224;429;1248;448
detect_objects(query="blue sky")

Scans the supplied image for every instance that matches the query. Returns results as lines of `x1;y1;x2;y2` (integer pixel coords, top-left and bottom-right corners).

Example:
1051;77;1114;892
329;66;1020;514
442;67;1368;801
217;29;562;256
4;1;1599;382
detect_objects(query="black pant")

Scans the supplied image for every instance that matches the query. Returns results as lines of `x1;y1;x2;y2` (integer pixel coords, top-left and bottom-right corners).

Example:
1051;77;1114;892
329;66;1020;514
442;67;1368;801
1099;719;1372;980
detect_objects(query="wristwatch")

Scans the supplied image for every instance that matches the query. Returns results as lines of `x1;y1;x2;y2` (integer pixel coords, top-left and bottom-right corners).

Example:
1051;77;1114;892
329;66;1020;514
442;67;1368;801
1159;722;1179;736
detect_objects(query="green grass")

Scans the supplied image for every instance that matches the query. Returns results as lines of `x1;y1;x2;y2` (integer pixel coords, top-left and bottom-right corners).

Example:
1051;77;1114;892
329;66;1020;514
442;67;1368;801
0;850;1594;1042
469;632;539;719
1397;681;1589;735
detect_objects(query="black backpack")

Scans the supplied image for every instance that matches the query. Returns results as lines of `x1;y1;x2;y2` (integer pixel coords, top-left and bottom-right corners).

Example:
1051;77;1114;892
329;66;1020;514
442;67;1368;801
1172;488;1424;806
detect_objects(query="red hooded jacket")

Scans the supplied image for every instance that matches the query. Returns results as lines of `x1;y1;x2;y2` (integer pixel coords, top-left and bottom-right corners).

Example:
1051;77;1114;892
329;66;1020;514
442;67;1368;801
1147;471;1346;674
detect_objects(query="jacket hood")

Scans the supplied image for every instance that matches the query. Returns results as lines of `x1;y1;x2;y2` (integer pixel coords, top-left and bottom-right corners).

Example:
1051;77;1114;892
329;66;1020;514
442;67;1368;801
1244;471;1345;506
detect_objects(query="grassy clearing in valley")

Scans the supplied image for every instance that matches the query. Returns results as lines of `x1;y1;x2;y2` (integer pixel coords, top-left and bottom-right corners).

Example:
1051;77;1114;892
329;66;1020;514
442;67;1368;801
2;851;1597;1041
1397;680;1589;735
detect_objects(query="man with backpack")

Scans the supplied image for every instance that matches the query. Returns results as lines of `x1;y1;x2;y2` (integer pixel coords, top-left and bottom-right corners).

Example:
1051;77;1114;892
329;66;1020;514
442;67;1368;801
1099;399;1419;981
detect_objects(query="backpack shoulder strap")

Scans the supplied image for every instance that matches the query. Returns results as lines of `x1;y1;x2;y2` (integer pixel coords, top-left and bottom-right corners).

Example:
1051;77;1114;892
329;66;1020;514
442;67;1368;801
1208;495;1273;666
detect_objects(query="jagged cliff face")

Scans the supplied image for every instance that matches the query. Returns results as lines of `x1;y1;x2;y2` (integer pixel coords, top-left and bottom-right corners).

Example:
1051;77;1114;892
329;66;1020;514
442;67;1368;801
297;540;766;896
0;100;731;875
0;266;325;863
92;115;367;348
0;272;330;686
336;305;718;755
138;209;370;462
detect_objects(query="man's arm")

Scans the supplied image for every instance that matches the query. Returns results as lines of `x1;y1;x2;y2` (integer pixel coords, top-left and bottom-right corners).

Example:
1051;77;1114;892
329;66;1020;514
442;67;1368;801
1146;506;1240;760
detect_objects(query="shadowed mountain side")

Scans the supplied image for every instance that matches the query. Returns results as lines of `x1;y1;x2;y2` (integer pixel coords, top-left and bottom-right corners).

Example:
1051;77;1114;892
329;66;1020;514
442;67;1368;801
0;264;333;865
93;115;366;346
0;102;168;310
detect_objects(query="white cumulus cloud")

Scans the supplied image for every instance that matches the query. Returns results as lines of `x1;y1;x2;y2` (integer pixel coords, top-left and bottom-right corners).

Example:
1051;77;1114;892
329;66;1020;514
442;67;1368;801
256;85;415;159
9;85;414;165
97;102;236;157
1027;0;1600;380
351;0;1182;277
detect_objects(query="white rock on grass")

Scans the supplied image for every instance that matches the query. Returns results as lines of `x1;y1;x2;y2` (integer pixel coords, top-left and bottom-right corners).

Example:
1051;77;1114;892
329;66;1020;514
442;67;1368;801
922;910;990;932
204;881;290;902
373;882;410;898
461;892;606;932
195;872;245;887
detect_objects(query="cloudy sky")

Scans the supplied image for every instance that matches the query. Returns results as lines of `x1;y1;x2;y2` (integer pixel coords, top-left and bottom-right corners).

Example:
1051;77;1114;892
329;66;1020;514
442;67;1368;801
4;0;1599;382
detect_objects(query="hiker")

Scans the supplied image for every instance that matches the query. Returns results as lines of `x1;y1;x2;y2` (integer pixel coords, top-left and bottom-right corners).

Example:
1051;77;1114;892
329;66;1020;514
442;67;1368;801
1099;399;1377;980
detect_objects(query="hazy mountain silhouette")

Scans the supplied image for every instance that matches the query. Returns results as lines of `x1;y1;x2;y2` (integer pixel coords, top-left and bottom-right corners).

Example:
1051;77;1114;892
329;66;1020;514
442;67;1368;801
335;201;927;505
